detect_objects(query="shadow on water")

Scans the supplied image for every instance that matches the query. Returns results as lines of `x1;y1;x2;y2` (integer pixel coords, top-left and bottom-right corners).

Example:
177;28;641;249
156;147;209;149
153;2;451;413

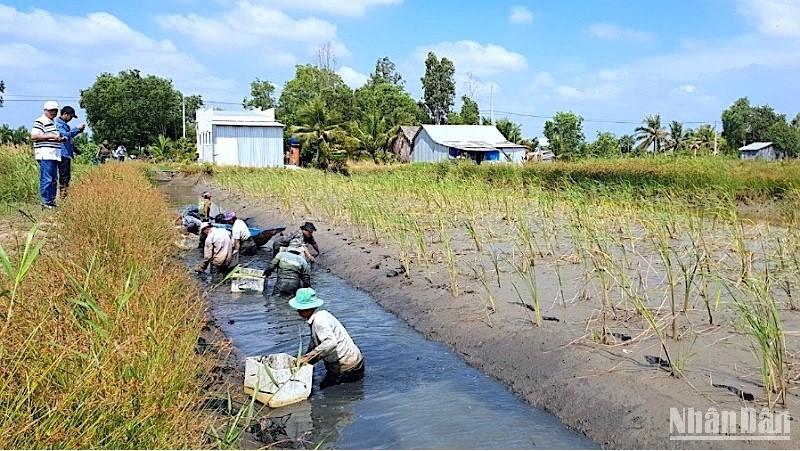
162;180;596;449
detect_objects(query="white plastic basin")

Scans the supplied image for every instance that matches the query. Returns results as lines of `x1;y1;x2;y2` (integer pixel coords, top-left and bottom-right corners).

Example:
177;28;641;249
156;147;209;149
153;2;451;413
243;353;313;408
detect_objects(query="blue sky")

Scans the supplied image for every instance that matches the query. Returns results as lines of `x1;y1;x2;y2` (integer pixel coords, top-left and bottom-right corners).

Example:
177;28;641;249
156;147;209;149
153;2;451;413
1;0;799;138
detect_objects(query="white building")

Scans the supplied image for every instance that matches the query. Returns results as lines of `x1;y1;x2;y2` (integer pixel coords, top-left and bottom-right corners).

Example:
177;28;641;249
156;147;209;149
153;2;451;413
411;125;527;164
196;108;285;167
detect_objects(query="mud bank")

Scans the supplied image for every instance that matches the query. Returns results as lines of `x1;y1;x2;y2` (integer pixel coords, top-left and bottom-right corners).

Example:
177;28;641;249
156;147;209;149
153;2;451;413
185;174;798;449
196;314;309;449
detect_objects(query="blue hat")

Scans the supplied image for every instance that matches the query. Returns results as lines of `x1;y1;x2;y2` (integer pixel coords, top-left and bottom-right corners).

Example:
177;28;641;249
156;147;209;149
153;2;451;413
288;288;324;310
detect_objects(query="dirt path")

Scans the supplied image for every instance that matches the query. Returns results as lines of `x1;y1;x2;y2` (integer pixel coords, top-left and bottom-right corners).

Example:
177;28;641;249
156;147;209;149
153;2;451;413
189;175;799;450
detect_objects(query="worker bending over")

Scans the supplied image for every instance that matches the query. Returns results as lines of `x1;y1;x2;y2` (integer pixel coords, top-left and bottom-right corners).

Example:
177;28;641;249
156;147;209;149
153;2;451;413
290;288;364;388
264;239;311;295
226;211;258;256
195;222;235;274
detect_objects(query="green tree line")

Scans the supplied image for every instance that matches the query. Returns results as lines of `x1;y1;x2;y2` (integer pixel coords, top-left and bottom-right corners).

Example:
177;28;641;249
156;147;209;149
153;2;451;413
16;54;795;167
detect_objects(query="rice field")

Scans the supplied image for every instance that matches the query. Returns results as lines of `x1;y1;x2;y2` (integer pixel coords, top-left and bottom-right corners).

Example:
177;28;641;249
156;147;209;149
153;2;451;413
213;158;800;407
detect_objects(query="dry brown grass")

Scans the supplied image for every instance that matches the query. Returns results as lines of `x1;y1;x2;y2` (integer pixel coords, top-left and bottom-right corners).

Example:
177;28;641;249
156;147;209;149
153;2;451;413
0;163;213;448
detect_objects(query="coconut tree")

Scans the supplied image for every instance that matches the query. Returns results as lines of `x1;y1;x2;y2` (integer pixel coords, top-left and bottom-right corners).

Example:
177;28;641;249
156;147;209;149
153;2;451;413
11;126;30;146
668;121;686;154
352;113;391;164
291;96;349;172
635;114;668;154
619;134;635;154
0;124;12;145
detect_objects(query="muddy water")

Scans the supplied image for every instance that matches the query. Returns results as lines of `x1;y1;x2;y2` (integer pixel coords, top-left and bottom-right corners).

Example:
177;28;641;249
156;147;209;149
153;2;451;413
161;181;595;449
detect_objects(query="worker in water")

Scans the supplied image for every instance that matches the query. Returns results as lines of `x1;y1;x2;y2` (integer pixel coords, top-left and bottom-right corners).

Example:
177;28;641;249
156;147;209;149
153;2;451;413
195;222;236;275
199;192;213;220
263;239;311;295
225;211;258;256
273;221;320;258
290;288;364;388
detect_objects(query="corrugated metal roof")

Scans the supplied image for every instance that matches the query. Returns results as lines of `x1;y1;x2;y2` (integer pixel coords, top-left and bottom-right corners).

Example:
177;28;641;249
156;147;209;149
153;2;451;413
200;107;284;127
421;125;526;151
739;142;773;151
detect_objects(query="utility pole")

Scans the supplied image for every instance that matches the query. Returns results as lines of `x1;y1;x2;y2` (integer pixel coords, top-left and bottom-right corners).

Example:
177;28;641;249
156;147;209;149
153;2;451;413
713;120;718;155
182;96;186;139
489;82;495;125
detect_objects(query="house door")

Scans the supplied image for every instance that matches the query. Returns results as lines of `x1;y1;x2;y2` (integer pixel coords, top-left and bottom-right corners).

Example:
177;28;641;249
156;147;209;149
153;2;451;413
214;137;239;166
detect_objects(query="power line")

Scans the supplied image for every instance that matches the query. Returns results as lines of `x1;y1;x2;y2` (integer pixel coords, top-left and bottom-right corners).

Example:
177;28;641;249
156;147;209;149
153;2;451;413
483;109;714;125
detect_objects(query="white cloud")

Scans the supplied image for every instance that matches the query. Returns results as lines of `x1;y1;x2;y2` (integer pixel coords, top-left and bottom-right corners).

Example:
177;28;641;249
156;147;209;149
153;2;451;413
587;23;654;43
622;34;800;81
677;84;696;93
247;0;402;17
270;52;297;67
156;1;337;48
508;5;533;25
556;84;620;101
0;5;234;98
738;0;800;37
337;66;369;88
0;43;49;70
597;69;626;81
528;71;556;91
414;40;527;77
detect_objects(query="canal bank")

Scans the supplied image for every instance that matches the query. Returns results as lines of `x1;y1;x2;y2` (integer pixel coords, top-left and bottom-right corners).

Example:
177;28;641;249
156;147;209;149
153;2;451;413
162;176;595;449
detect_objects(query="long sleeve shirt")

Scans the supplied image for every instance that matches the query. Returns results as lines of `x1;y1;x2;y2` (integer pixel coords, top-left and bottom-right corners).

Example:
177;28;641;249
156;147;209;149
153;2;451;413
265;250;311;294
55;117;82;159
201;228;234;270
306;310;362;373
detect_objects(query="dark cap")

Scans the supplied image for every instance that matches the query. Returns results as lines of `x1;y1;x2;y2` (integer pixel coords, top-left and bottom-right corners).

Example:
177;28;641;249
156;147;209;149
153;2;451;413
300;222;317;232
61;106;78;118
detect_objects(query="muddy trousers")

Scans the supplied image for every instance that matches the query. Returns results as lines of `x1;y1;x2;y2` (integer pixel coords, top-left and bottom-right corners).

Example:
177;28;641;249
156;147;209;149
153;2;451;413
320;359;365;388
240;237;257;256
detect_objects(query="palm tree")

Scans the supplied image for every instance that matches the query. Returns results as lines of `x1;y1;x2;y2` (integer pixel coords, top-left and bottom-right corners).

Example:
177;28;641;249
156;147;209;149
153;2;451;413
668;121;685;154
291;97;348;171
634;114;668;154
352;113;391;164
619;134;635;154
0;124;12;145
495;118;523;144
11;126;30;146
688;124;716;156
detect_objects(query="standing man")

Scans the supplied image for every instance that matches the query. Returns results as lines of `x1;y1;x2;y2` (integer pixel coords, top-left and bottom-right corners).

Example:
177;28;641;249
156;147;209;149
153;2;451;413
116;144;127;162
290;288;365;388
31;101;65;209
97;140;112;164
54;106;85;199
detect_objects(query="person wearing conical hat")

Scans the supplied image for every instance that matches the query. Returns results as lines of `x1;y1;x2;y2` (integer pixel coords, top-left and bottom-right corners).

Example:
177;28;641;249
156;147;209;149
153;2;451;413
290;288;364;388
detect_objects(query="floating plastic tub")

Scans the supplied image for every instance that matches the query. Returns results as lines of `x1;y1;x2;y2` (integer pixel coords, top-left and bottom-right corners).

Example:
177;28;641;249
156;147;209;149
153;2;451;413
230;267;265;293
243;353;313;408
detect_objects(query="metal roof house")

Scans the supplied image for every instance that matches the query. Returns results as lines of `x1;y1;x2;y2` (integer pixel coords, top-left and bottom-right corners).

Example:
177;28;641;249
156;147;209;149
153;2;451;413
196;108;285;167
411;125;527;164
391;126;420;163
739;142;779;161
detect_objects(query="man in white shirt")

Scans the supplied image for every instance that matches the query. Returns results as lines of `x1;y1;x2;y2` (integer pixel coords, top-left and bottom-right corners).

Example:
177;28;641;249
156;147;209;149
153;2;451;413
30;101;66;208
225;211;257;256
195;222;236;274
290;288;364;388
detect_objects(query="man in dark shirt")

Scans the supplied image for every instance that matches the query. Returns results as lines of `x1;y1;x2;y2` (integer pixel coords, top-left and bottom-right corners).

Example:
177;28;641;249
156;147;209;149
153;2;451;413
272;222;319;257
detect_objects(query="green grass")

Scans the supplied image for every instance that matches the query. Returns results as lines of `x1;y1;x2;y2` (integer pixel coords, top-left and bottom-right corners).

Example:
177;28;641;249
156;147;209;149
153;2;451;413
0;146;38;210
